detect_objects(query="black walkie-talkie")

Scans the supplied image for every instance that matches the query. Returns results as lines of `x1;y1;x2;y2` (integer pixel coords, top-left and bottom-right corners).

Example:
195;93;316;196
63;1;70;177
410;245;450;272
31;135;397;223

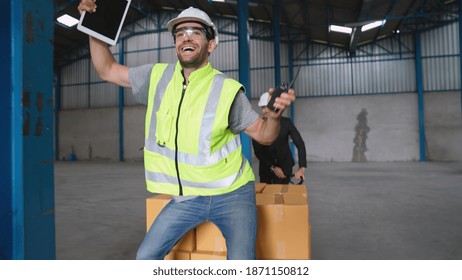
267;82;288;113
266;66;302;113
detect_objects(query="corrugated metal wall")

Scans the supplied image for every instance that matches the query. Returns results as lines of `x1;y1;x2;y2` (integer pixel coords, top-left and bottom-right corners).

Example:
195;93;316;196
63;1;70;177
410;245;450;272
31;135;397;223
61;59;89;109
59;12;460;109
421;21;460;91
294;33;417;97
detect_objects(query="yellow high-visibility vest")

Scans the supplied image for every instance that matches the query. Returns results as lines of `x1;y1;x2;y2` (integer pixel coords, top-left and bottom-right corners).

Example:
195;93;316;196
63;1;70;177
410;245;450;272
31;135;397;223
143;62;254;196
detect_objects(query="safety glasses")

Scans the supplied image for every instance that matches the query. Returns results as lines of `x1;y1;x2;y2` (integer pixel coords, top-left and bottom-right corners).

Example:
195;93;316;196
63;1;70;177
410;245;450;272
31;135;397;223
172;26;207;40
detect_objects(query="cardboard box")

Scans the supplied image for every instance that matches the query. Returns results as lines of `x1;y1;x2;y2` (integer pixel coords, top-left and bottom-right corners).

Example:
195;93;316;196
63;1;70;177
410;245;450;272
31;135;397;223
262;184;307;197
146;194;172;231
146;195;196;252
255;183;266;193
190;250;227;260
146;190;311;260
256;193;310;260
196;222;227;253
164;250;191;260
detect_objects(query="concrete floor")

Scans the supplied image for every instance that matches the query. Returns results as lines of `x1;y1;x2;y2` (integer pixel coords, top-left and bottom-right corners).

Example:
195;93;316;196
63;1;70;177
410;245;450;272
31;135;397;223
54;161;462;260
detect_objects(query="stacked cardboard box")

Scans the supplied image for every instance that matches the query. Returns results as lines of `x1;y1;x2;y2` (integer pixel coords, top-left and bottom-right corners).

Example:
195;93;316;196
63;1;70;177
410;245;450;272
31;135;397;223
146;195;195;260
255;183;311;259
145;183;310;260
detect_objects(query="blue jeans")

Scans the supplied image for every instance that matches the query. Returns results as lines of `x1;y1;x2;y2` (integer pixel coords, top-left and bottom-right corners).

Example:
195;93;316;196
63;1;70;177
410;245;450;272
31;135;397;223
136;181;257;260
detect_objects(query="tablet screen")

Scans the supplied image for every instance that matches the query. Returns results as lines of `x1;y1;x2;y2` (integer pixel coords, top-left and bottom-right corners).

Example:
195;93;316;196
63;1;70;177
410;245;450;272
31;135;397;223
77;0;131;45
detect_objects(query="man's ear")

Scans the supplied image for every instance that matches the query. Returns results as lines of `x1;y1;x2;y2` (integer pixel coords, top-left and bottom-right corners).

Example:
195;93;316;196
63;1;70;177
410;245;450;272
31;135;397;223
208;39;217;53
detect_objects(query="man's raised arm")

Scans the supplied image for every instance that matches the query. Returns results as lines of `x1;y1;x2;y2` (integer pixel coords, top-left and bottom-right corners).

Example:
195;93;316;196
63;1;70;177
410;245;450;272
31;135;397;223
78;0;130;88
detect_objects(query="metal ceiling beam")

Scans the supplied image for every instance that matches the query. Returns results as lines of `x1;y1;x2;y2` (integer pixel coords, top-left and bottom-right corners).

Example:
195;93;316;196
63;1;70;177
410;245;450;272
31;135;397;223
296;0;311;44
326;0;332;46
348;27;360;55
349;0;374;55
357;0;374;21
372;0;397;43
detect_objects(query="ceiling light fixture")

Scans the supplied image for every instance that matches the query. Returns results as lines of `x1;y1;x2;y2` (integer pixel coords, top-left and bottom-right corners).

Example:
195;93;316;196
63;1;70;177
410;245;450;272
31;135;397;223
329;25;353;34
57;14;79;27
361;20;386;32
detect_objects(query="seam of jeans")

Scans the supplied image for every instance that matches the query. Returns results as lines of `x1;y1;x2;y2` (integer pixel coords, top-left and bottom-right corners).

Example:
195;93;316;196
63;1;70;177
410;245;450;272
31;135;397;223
205;196;212;221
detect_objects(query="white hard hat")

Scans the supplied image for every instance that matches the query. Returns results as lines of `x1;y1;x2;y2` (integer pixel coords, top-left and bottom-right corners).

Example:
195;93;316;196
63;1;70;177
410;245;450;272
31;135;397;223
167;7;219;45
258;92;270;107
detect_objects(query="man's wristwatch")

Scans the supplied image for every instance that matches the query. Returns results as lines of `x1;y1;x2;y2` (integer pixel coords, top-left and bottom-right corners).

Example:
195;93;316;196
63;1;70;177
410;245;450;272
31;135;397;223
270;165;275;173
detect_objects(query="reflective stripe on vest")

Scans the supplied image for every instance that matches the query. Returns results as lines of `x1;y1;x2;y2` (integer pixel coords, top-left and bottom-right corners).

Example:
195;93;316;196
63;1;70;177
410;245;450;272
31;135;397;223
145;156;246;189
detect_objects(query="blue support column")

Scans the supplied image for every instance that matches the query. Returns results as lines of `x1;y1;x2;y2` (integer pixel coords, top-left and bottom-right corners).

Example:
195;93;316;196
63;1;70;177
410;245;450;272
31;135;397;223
0;0;24;260
288;37;295;121
459;0;462;119
237;0;252;162
1;0;55;259
22;0;56;259
273;3;281;87
414;32;427;162
119;40;125;162
55;71;61;160
288;37;295;158
157;15;162;62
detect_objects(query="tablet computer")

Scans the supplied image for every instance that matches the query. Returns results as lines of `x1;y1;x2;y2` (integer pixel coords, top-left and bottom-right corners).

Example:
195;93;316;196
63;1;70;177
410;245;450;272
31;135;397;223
77;0;131;46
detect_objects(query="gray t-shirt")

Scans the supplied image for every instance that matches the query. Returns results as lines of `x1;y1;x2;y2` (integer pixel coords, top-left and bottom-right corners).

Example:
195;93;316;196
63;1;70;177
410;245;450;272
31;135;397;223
128;64;259;201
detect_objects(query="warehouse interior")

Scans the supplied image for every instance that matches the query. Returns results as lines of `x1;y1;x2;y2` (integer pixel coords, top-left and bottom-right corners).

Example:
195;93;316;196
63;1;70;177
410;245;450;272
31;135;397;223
2;0;462;260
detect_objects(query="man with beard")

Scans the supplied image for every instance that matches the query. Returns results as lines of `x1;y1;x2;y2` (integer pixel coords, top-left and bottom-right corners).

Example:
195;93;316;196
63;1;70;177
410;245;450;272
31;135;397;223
78;2;295;260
